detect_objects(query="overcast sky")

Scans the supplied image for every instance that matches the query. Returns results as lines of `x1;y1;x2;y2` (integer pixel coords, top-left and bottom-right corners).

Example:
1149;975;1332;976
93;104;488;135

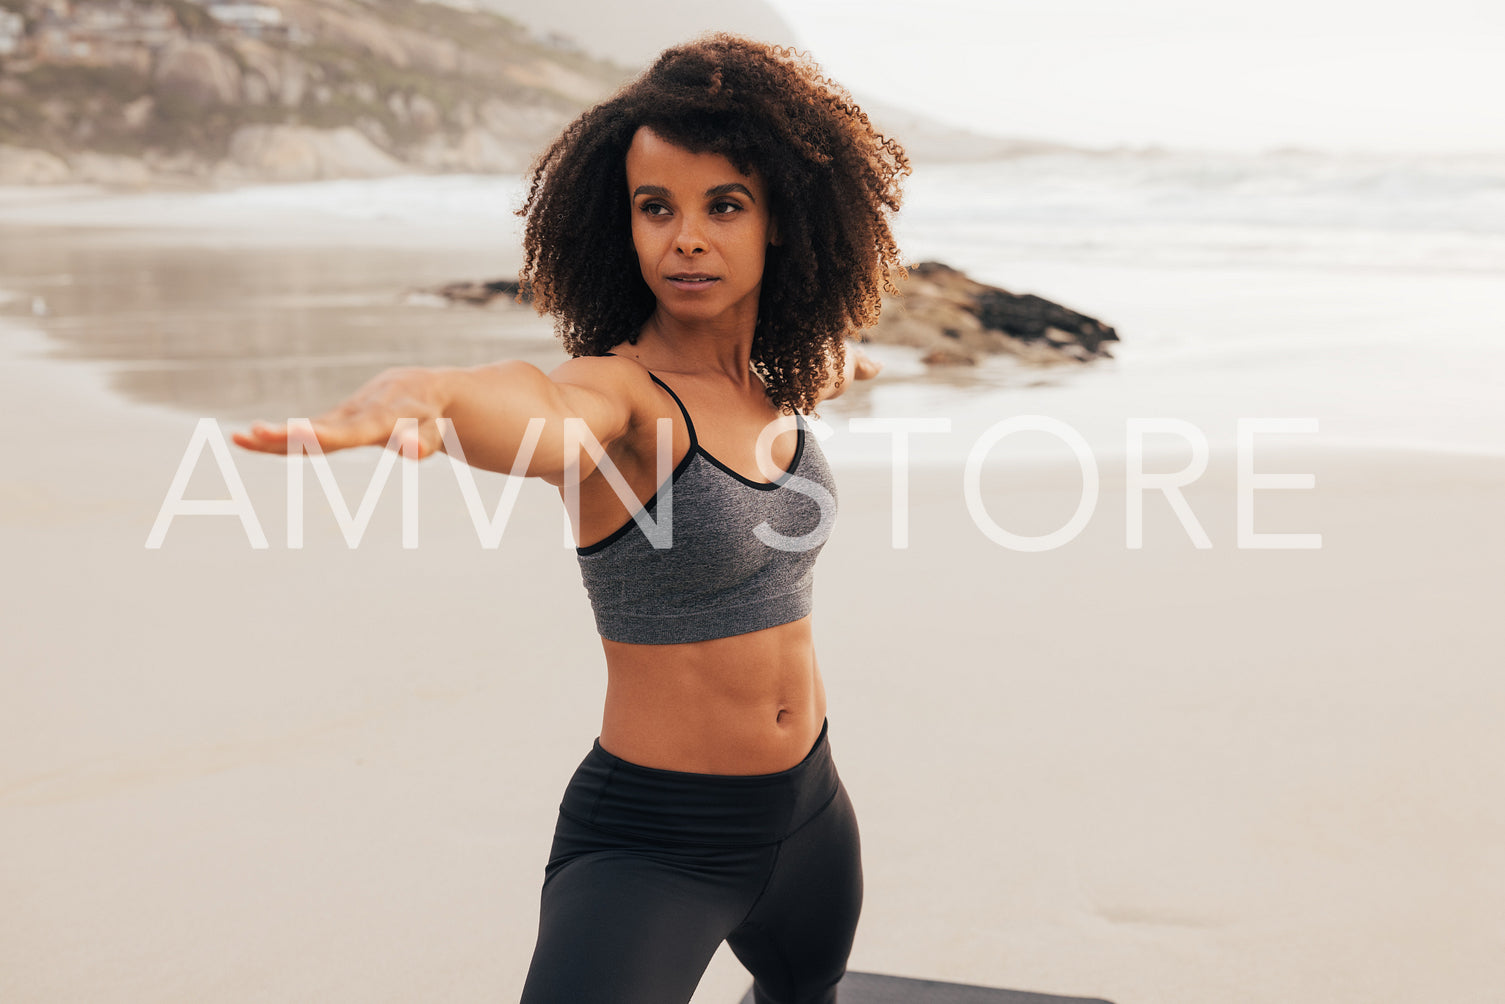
764;0;1505;154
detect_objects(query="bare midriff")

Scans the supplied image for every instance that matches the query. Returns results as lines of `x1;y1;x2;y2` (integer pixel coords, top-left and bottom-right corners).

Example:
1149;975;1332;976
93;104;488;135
597;615;826;776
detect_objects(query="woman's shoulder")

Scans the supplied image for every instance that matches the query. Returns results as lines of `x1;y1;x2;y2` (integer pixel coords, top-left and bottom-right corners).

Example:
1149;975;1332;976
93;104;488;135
549;350;655;395
547;351;682;448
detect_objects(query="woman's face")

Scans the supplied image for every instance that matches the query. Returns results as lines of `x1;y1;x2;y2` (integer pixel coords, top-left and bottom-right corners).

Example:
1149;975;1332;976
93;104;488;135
625;126;777;330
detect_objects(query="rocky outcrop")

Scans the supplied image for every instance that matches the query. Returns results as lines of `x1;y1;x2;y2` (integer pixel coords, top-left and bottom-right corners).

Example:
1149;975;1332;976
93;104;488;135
416;263;1119;367
0;144;70;184
0;0;627;186
230;39;311;108
869;262;1118;365
68;151;156;187
421;278;527;305
220;124;405;182
153;39;242;107
410;125;543;174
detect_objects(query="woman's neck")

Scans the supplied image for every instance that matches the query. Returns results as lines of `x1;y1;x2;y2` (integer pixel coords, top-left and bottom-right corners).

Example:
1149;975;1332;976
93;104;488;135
636;309;758;385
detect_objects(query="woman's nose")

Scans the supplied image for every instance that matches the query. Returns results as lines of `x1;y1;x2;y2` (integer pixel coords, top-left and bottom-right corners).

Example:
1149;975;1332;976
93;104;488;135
675;219;708;255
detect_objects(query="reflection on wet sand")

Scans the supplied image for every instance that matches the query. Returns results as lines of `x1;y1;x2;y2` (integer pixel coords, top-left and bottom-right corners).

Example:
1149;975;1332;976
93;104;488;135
0;227;565;422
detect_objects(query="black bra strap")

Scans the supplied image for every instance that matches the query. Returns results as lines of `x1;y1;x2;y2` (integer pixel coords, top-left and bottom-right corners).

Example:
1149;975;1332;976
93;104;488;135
646;372;698;448
601;352;699;447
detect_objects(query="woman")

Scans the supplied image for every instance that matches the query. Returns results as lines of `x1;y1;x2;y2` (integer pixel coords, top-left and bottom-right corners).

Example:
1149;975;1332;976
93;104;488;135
235;34;907;1004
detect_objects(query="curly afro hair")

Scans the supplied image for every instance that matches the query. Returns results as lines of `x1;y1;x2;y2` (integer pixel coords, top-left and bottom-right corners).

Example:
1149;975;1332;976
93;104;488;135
518;33;909;414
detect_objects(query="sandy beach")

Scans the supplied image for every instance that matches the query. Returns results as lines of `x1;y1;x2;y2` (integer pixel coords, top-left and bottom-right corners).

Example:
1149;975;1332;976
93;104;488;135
3;207;1504;1003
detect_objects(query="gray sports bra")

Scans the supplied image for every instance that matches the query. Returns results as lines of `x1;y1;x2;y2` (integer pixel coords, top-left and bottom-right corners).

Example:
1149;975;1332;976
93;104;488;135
575;370;837;645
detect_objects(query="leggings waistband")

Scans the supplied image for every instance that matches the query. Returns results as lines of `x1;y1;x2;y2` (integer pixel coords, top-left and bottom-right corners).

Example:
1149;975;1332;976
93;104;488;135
558;719;839;847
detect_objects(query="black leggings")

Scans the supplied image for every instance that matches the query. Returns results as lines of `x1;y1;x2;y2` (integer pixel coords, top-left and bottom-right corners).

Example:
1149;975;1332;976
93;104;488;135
520;720;862;1004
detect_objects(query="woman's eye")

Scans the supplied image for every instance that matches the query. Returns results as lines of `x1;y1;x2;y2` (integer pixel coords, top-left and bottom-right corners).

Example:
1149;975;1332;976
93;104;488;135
711;201;741;215
641;202;670;216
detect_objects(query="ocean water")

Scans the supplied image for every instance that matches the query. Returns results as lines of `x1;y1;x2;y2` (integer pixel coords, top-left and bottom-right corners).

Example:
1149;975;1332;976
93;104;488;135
877;150;1505;464
2;148;1502;464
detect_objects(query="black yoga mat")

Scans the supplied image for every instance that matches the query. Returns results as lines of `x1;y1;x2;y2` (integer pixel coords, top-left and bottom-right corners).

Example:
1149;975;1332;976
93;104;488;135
738;971;1114;1003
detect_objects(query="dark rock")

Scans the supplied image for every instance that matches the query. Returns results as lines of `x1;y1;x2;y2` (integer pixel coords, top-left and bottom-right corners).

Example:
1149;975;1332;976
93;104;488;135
425;278;529;305
871;261;1118;365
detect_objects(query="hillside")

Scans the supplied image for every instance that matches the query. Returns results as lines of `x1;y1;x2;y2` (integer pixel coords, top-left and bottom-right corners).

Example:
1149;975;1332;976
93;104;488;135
0;0;630;185
0;0;1076;186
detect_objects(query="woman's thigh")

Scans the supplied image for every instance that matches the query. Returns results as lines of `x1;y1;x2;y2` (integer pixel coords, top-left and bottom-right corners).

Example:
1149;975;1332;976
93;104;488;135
726;781;863;1004
520;816;773;1004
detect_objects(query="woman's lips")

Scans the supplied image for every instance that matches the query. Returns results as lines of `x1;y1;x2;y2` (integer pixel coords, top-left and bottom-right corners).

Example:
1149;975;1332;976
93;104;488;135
665;275;720;292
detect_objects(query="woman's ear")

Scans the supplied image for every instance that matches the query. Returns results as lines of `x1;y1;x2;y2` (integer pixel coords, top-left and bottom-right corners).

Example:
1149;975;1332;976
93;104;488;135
768;217;782;247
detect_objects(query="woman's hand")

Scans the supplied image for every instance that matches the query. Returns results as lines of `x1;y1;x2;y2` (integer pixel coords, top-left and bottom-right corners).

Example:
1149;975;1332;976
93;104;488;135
817;341;882;403
849;344;883;383
232;366;453;459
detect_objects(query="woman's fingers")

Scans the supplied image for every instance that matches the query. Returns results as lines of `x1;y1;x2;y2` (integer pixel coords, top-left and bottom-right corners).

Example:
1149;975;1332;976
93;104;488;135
231;367;452;457
231;420;295;454
390;416;448;460
230;418;347;455
851;348;883;381
231;414;445;457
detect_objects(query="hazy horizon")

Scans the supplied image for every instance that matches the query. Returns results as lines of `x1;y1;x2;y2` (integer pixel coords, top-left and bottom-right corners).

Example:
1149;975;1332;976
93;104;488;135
766;0;1505;157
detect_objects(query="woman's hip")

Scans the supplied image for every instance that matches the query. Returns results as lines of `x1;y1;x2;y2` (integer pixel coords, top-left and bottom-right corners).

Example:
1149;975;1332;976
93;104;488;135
555;718;844;849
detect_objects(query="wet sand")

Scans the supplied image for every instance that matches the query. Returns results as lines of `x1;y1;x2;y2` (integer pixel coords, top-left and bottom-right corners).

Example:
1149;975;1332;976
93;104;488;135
2;221;1503;1003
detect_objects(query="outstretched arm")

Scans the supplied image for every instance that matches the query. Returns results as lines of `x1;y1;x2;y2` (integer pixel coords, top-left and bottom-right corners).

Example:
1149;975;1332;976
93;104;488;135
231;356;646;483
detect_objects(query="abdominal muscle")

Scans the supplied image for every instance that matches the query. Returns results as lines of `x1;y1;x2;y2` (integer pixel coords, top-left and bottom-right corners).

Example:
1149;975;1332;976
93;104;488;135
597;615;826;775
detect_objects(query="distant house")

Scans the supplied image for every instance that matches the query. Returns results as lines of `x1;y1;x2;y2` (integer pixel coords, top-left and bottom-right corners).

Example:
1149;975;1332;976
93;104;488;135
74;1;178;44
31;1;182;68
18;0;299;69
202;1;291;42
